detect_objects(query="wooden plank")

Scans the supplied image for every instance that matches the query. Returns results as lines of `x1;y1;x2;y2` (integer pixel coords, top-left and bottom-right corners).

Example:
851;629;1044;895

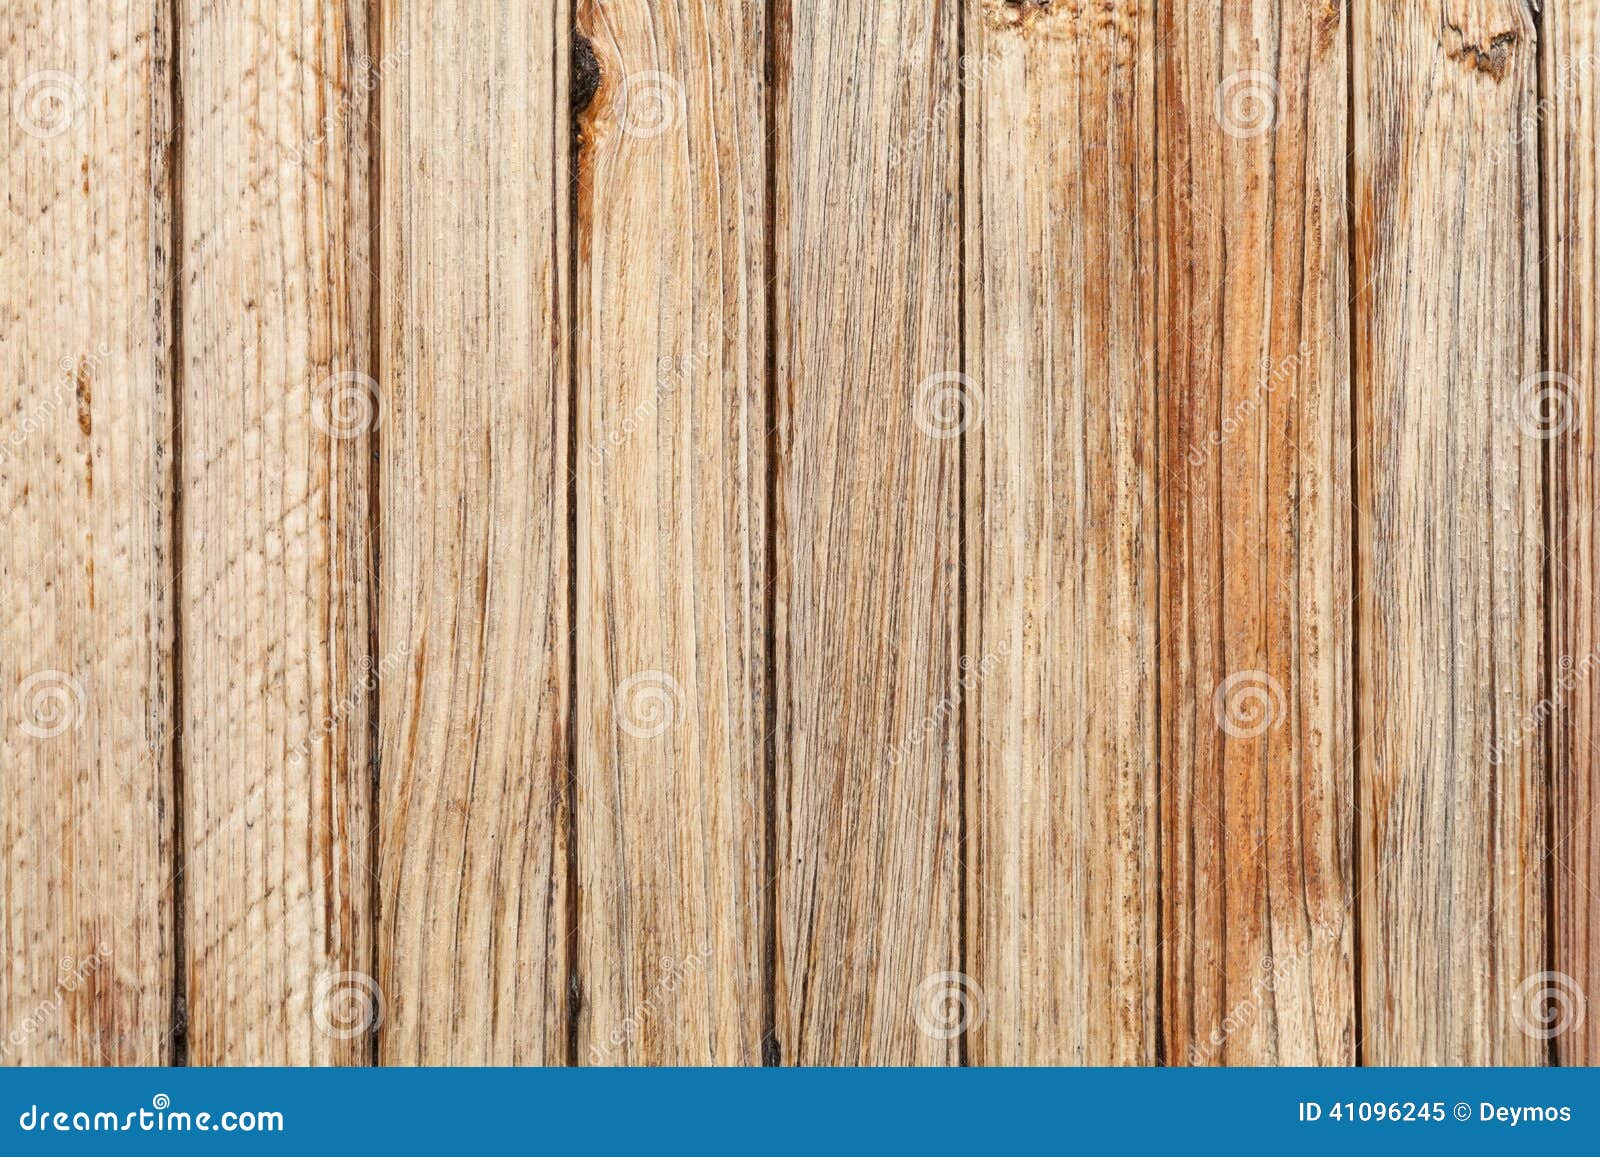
0;0;176;1064
773;0;962;1065
963;0;1158;1065
1549;0;1600;1068
376;0;571;1064
1158;0;1355;1064
572;4;767;1064
1354;0;1544;1065
179;0;372;1064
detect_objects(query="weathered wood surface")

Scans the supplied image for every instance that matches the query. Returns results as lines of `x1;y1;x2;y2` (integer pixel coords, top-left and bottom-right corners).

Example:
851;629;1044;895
572;2;768;1065
5;0;1597;1068
964;0;1159;1066
178;0;373;1066
1158;0;1354;1065
1;0;176;1064
376;0;571;1064
1353;0;1544;1065
773;0;964;1065
1549;0;1600;1069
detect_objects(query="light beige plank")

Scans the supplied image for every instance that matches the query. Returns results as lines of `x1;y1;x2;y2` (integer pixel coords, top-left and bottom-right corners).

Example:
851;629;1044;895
1354;0;1544;1065
179;0;372;1064
1159;0;1355;1064
573;2;767;1065
1548;0;1600;1068
1;0;176;1065
377;0;571;1064
964;0;1158;1066
774;0;963;1065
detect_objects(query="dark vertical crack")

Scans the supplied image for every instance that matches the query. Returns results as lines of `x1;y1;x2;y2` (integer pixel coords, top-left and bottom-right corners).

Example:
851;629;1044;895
1533;0;1558;1070
761;0;787;1070
366;0;385;1070
954;0;970;1073
1346;0;1365;1069
565;14;595;1069
1150;0;1165;1069
165;0;189;1071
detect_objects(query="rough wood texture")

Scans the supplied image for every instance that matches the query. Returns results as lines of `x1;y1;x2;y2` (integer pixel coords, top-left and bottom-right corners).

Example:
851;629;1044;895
964;0;1158;1066
1549;0;1600;1068
773;0;963;1066
1159;0;1354;1065
376;0;571;1064
1354;0;1544;1065
7;0;1595;1070
179;0;371;1064
1;0;175;1064
572;3;767;1065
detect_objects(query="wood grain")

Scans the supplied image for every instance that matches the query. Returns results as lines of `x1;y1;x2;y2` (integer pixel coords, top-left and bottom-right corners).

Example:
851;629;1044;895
179;0;372;1064
773;0;963;1065
376;0;571;1064
572;2;767;1065
1354;0;1544;1065
1548;0;1600;1068
1158;0;1354;1065
3;0;1593;1070
1;0;176;1064
964;0;1158;1066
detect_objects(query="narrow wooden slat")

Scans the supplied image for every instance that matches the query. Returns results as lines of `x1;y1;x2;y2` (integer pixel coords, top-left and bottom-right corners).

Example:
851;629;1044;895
1;0;175;1064
377;0;571;1063
1549;0;1600;1067
1158;0;1354;1064
572;3;767;1064
774;0;962;1065
964;0;1158;1065
1355;0;1544;1064
179;0;372;1064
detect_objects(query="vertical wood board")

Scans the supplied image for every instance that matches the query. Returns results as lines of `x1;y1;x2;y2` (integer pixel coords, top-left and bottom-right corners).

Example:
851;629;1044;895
376;0;572;1065
1158;0;1355;1065
1354;0;1544;1066
572;0;769;1066
178;0;373;1065
965;0;1160;1066
774;0;964;1065
1;0;176;1065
